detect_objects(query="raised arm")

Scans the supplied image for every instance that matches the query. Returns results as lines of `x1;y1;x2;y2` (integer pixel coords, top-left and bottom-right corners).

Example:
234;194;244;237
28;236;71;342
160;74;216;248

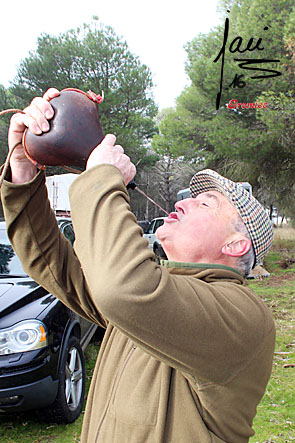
1;88;106;327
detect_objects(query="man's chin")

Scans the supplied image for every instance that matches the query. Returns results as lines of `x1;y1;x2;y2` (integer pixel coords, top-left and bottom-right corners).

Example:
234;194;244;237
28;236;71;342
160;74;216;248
155;226;163;239
155;226;168;243
157;235;170;254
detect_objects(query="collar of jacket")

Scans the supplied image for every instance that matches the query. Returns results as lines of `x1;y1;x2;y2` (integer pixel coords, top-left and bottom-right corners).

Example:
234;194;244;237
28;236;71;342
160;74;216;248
160;260;244;283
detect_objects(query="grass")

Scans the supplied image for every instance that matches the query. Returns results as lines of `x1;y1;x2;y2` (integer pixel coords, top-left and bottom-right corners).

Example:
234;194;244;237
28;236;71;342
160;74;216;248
274;226;295;242
248;226;295;443
248;278;295;442
0;226;294;442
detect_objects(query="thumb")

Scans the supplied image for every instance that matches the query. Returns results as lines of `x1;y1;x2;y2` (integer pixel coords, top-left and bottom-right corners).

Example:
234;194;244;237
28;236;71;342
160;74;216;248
101;134;117;147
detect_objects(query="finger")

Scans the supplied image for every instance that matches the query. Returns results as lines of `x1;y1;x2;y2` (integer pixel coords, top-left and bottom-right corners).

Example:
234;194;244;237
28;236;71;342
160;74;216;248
10;112;43;138
8;113;41;154
121;153;132;164
30;96;55;120
101;134;117;147
43;88;60;101
124;163;137;186
130;163;136;179
24;98;54;132
114;144;124;154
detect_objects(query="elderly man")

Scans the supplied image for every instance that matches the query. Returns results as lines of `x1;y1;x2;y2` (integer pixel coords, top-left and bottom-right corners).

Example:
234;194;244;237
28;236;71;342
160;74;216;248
1;89;275;443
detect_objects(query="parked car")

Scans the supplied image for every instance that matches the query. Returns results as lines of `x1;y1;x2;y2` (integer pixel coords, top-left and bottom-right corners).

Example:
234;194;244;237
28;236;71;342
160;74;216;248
143;217;167;262
0;219;100;423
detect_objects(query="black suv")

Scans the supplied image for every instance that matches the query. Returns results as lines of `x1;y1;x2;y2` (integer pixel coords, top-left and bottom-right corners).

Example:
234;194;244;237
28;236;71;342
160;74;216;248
0;219;100;423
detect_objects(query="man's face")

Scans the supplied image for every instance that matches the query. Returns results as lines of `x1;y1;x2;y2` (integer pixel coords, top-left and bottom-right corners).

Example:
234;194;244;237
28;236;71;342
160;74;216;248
156;190;240;263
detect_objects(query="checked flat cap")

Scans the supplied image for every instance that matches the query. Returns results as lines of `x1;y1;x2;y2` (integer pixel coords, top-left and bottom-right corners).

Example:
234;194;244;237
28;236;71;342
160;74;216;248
189;169;273;267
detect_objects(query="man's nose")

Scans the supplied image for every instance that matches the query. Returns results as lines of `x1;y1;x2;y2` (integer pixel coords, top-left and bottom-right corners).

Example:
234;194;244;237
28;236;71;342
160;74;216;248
175;198;194;213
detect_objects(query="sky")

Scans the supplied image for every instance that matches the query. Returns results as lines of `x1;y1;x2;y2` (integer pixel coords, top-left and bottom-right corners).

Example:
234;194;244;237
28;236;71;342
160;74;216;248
1;0;221;110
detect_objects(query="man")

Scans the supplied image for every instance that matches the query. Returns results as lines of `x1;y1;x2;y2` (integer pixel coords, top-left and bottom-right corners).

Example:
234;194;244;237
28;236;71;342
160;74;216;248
1;88;275;443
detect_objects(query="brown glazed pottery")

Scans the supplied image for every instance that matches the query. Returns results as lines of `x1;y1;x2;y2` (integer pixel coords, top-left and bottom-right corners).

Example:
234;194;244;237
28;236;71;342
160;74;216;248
23;89;104;168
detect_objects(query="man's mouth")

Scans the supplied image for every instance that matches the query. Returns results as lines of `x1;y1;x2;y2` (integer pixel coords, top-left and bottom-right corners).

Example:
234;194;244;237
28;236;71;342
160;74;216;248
167;212;179;220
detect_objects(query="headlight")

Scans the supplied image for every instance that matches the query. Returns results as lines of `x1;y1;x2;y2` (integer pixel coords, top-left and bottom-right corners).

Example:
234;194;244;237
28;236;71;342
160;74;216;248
0;320;48;355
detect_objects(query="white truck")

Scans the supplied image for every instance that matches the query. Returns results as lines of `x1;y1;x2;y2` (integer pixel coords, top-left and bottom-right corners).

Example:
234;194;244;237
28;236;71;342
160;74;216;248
143;217;167;262
45;173;79;217
142;189;192;262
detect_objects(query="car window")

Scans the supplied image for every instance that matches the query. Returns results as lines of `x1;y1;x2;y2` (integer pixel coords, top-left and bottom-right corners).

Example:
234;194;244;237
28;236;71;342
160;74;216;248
0;220;75;277
154;219;164;230
147;221;156;234
62;224;75;246
0;228;27;276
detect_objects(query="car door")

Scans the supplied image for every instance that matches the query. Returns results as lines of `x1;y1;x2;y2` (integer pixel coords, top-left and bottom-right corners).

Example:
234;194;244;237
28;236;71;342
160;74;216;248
57;219;97;342
145;220;157;249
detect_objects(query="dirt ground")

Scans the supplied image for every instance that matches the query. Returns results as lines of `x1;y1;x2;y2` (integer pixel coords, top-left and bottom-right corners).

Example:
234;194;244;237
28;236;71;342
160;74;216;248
266;271;295;286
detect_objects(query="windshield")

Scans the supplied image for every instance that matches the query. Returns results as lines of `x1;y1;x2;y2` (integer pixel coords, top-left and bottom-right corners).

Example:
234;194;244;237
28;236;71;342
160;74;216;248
0;228;27;276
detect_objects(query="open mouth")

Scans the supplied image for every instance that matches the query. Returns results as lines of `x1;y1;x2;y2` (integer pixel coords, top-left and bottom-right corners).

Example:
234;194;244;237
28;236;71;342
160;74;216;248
167;212;179;220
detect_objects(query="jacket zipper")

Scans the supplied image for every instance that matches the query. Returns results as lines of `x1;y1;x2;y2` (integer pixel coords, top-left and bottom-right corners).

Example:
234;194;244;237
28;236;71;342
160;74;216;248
95;345;136;442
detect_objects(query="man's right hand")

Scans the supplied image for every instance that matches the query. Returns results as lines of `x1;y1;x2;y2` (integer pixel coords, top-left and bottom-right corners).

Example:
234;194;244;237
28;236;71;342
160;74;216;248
8;88;60;183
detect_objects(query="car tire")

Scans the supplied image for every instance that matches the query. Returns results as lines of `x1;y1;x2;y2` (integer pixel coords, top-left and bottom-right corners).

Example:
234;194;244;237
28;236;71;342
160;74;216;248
45;336;86;424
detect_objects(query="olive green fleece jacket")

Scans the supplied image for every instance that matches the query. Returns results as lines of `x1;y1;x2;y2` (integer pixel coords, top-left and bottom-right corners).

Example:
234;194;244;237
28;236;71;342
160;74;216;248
1;164;275;443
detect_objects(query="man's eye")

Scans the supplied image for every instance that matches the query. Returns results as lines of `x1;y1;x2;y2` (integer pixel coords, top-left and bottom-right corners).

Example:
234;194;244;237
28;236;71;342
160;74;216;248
201;202;209;207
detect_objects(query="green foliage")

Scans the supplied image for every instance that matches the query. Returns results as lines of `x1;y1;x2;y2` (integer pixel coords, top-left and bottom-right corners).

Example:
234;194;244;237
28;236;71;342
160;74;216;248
149;105;202;213
153;107;197;159
0;85;22;166
8;19;158;167
185;0;295;108
152;0;295;218
185;0;293;105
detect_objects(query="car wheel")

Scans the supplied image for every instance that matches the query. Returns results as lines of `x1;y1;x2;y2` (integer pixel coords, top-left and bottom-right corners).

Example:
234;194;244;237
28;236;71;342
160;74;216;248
45;336;86;423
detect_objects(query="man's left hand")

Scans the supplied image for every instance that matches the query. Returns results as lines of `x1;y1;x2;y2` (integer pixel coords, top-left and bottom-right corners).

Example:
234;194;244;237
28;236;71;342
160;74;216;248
86;134;136;186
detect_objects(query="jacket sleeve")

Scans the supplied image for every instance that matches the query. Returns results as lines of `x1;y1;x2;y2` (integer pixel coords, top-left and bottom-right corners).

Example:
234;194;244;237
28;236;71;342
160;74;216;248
1;168;106;328
68;164;274;384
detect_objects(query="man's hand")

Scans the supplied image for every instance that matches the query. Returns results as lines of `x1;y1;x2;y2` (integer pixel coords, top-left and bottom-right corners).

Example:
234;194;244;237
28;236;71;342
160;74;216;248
86;134;136;186
8;88;60;183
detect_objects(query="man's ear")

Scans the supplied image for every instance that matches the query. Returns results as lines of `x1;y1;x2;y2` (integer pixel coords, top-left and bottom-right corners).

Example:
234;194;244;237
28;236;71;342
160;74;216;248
222;237;252;257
